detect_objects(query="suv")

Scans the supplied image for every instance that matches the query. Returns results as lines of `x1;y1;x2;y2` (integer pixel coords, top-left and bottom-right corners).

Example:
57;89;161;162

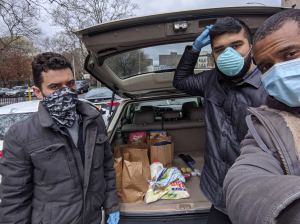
76;6;282;223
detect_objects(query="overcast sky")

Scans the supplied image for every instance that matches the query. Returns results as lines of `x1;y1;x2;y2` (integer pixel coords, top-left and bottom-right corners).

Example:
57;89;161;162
40;0;282;37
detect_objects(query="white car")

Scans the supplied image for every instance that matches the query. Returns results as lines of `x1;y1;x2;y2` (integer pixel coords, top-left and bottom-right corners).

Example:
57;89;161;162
0;100;39;155
0;100;109;157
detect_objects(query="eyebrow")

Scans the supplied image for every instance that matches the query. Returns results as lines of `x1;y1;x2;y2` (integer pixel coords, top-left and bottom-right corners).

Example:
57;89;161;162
47;82;62;88
213;40;244;50
275;45;300;54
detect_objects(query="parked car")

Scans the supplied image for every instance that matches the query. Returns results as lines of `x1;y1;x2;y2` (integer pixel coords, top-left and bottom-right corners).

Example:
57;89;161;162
25;87;36;97
5;86;27;97
0;88;10;97
0;100;39;156
76;6;282;223
84;87;122;110
76;80;89;94
0;99;110;156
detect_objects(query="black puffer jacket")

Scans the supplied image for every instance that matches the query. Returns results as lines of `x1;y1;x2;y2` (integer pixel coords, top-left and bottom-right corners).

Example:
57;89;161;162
0;101;119;224
173;46;267;210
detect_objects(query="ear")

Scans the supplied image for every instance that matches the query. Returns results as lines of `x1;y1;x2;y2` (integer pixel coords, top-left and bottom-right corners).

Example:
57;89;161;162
32;86;43;100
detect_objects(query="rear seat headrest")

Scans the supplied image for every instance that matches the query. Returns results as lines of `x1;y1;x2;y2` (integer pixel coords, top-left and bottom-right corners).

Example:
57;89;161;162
162;111;181;120
182;101;197;118
133;111;155;124
140;106;154;112
188;108;204;121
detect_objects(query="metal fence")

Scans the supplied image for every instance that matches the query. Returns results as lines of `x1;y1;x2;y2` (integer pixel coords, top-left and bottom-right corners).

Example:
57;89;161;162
0;97;36;107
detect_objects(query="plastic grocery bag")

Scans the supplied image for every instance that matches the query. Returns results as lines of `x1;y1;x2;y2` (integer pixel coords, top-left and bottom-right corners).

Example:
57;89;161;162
144;167;190;203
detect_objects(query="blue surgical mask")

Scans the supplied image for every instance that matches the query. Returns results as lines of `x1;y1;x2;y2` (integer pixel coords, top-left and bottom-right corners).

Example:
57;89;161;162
262;58;300;107
216;47;250;77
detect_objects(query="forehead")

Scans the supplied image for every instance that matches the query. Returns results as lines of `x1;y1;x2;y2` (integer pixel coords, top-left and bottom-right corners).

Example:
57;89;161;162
253;21;300;62
212;29;248;47
41;68;74;84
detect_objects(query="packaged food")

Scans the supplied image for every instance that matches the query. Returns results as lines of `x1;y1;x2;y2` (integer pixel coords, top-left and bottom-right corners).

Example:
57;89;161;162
144;167;190;203
150;161;164;180
149;130;167;140
161;180;190;200
128;131;147;144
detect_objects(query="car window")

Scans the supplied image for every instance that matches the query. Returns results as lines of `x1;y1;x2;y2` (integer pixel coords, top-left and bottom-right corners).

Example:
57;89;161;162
105;42;214;79
0;113;33;140
135;97;199;111
85;88;113;98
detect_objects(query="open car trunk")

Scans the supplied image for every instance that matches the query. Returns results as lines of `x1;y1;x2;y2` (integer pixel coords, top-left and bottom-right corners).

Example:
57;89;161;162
76;7;282;100
109;96;210;222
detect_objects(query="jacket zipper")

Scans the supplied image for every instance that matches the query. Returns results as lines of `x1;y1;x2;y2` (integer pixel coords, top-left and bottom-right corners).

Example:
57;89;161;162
248;108;290;175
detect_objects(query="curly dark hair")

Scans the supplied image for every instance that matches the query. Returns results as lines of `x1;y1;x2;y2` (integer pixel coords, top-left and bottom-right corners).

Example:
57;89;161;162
32;52;73;88
209;17;252;46
254;9;300;44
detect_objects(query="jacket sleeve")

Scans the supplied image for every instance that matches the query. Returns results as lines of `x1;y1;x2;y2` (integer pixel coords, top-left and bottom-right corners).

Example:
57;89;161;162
224;118;300;224
0;125;33;223
173;46;211;96
103;139;120;214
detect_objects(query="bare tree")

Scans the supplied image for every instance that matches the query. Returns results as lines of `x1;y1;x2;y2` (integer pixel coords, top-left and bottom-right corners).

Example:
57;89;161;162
48;0;138;77
0;0;41;51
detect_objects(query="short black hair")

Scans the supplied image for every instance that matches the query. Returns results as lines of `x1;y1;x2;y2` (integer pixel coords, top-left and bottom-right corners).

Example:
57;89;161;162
32;52;73;88
209;17;252;46
254;9;300;43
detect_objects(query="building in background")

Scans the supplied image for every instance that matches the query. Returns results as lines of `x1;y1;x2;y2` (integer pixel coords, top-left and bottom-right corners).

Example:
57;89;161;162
159;52;182;68
282;0;300;8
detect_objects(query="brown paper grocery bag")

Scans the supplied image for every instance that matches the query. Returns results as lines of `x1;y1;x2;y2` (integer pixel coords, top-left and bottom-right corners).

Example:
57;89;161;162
114;146;151;203
114;157;123;198
150;142;174;167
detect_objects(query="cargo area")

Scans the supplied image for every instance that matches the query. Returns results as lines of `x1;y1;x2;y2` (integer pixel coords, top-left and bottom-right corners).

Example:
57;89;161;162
110;97;211;216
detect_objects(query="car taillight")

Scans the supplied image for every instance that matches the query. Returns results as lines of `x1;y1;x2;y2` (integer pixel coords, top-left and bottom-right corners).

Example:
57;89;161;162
107;101;120;107
0;150;3;158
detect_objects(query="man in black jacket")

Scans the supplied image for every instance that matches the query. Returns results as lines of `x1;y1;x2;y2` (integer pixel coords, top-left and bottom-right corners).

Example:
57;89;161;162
0;52;119;224
173;17;267;224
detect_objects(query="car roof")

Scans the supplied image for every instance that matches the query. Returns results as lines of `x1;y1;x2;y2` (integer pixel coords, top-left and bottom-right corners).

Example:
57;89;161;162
0;100;39;114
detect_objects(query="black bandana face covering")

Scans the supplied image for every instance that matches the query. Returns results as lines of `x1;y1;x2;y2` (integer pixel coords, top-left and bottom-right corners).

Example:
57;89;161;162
42;87;78;128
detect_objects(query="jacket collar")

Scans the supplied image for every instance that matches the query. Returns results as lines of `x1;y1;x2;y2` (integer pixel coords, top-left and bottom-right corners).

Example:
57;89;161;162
266;96;300;116
218;67;261;89
38;100;100;129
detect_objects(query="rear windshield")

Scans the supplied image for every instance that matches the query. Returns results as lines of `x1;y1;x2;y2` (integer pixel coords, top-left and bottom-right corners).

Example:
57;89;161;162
0;113;33;140
105;42;214;79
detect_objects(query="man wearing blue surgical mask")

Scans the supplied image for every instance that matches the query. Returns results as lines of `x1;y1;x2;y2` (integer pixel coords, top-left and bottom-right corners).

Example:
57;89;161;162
173;17;267;224
224;9;300;224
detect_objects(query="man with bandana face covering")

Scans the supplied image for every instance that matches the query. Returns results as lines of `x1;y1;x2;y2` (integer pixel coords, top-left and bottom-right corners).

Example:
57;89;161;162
173;17;267;224
0;53;120;224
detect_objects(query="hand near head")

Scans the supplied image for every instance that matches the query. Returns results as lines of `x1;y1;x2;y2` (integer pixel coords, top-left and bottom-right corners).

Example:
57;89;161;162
192;24;214;51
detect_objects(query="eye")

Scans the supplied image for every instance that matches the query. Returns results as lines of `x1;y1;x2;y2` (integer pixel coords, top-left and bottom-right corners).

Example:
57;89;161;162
51;85;59;90
231;44;239;49
67;80;75;87
258;63;273;74
285;50;300;60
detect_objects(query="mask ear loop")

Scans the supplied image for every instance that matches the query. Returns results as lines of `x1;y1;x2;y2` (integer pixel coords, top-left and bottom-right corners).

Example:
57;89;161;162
243;45;253;59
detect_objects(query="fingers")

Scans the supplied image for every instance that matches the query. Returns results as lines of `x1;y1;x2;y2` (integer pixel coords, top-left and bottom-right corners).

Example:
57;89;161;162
206;24;214;30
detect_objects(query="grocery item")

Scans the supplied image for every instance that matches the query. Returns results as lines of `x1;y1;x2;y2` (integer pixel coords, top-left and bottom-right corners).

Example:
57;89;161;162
150;161;164;180
149;130;167;140
161;180;190;200
128;131;147;144
144;167;190;203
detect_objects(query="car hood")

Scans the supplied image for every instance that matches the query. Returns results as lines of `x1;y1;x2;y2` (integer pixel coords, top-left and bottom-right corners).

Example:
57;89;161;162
76;6;282;99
